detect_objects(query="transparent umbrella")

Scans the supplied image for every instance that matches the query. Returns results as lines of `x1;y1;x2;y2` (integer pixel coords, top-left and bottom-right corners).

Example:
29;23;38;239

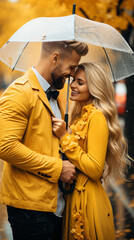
0;14;134;82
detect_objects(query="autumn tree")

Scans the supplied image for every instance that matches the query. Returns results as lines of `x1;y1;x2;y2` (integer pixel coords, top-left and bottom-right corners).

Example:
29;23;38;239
59;0;134;32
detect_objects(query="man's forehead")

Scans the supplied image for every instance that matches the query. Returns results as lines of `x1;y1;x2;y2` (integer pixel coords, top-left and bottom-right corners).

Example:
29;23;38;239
70;50;81;63
72;49;81;58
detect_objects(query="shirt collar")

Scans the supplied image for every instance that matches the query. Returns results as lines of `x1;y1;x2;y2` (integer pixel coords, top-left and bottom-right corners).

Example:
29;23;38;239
32;66;50;92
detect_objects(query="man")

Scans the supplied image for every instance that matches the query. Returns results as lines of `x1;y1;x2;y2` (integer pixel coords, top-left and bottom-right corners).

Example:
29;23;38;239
0;41;88;240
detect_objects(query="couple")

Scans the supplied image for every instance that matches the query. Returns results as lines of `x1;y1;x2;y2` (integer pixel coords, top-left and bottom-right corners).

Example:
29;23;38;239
0;41;130;240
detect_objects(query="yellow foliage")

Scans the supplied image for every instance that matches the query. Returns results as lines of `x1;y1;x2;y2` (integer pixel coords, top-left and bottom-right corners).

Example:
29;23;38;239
0;1;35;47
59;0;134;31
0;0;133;48
19;0;70;17
121;0;134;10
0;0;133;78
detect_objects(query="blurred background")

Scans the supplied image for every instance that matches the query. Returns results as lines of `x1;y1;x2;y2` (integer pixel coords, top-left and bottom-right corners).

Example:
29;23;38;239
0;0;134;239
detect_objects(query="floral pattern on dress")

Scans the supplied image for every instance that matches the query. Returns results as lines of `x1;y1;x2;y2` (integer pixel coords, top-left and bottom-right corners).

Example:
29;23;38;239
71;210;84;240
60;133;78;153
60;103;96;153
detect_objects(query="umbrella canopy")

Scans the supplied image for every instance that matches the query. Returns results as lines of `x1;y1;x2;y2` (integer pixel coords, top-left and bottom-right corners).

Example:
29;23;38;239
0;14;134;82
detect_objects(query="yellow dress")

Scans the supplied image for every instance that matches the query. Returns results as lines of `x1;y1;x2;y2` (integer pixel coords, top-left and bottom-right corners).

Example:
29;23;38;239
60;104;116;240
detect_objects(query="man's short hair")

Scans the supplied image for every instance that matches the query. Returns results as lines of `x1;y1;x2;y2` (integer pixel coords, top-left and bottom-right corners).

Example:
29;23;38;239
41;41;88;58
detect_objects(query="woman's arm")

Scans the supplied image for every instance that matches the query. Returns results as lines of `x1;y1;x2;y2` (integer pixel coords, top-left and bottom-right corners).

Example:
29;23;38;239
59;111;109;181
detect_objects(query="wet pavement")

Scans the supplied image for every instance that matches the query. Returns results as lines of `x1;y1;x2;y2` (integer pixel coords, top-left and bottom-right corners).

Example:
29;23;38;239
108;175;134;239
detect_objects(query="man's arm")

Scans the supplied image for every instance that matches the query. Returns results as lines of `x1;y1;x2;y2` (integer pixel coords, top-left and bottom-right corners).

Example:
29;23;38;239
0;83;63;183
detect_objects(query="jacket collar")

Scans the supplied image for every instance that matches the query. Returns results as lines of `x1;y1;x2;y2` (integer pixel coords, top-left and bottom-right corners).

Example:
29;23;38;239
23;68;64;118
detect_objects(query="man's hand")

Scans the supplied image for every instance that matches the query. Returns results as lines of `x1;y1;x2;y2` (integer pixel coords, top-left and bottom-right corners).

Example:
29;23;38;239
60;160;76;184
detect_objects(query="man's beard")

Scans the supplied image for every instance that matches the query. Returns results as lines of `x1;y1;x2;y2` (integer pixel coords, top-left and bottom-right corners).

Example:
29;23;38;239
51;72;66;90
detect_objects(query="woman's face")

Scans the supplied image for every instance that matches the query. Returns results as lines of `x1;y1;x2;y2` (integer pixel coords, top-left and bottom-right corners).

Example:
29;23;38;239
70;68;92;107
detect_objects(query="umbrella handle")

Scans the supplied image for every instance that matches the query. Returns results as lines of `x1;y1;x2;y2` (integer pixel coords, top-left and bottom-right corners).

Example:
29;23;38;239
58;71;76;194
64;114;68;130
59;178;75;194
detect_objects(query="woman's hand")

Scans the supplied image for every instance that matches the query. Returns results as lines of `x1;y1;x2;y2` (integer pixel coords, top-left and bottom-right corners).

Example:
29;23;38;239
52;117;67;139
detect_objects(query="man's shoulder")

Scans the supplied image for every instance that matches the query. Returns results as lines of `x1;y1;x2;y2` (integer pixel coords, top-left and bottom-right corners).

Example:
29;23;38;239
14;75;29;86
8;75;32;96
11;69;34;92
13;68;36;88
0;74;32;102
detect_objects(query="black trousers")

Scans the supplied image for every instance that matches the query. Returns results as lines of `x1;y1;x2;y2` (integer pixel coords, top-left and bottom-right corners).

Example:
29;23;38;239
7;206;62;240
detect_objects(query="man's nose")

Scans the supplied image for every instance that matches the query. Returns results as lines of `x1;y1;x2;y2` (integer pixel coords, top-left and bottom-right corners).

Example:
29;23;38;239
70;69;75;77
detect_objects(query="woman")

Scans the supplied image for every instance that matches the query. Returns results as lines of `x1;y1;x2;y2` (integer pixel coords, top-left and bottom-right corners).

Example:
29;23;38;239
52;62;131;240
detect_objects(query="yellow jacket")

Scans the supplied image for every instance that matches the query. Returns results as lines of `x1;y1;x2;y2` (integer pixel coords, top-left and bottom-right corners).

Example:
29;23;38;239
60;104;116;240
0;68;63;212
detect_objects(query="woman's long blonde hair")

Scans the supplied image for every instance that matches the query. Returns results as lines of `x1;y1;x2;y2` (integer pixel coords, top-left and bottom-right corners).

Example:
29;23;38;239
69;62;131;180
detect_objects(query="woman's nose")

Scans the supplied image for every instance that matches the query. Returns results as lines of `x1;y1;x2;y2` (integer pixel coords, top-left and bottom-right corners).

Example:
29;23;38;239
70;80;76;88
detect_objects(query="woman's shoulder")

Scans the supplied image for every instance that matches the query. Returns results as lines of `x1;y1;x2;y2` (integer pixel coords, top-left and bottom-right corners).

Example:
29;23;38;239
83;104;108;128
72;104;107;129
83;104;105;119
91;107;105;119
90;108;108;131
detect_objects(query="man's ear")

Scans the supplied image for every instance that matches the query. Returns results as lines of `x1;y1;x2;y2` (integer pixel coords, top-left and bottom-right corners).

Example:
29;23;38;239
51;52;60;64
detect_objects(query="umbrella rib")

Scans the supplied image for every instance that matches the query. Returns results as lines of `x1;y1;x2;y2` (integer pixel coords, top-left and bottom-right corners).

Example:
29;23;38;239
103;47;116;83
12;42;29;71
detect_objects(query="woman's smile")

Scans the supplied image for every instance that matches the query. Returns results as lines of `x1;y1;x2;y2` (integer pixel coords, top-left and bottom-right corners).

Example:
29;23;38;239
70;68;92;107
71;90;79;96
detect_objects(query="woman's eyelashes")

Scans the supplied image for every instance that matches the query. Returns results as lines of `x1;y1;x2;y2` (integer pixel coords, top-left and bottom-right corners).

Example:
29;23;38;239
78;80;84;85
70;79;84;86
